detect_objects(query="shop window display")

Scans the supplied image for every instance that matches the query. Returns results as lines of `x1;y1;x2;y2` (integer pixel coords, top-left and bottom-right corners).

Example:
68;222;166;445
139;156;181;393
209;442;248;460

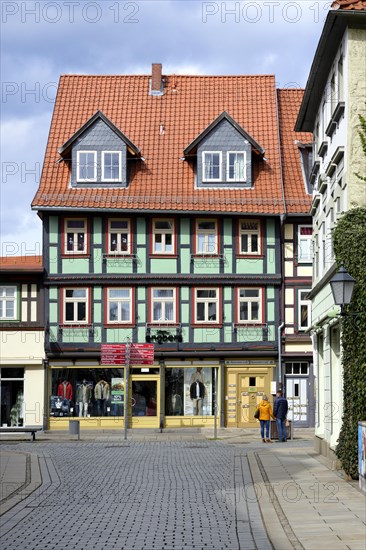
50;368;124;418
0;368;24;427
165;367;215;416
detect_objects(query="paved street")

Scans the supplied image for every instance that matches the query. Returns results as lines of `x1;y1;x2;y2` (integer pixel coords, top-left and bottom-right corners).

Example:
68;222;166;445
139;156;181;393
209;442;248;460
0;432;365;550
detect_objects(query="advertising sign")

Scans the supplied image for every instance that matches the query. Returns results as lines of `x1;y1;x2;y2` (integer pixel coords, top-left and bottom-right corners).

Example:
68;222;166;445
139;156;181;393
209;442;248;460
111;377;125;405
101;344;154;366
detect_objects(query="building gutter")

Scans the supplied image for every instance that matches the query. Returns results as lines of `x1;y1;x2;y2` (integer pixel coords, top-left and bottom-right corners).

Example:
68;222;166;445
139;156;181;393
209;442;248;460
32;205;283;217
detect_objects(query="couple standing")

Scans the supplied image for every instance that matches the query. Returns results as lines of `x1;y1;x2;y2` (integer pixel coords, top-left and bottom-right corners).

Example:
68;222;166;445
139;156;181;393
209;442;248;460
256;391;288;443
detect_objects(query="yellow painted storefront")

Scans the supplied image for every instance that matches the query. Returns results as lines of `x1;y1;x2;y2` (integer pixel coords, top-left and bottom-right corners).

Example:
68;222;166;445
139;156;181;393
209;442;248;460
47;359;275;430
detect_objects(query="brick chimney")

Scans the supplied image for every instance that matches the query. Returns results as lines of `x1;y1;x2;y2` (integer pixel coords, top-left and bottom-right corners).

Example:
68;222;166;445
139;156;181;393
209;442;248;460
150;63;163;95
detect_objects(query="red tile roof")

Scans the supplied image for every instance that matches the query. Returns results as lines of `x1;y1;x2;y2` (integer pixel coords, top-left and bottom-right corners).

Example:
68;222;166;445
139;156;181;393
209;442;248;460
0;255;43;272
331;0;366;9
277;89;313;214
32;73;310;215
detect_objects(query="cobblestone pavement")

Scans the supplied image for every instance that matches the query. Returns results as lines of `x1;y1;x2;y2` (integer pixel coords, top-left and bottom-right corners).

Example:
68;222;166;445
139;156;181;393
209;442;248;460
1;435;365;550
0;439;272;550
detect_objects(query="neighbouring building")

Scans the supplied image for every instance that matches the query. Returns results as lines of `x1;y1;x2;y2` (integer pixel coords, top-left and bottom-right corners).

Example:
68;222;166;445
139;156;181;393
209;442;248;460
31;65;313;430
0;255;45;429
295;0;366;459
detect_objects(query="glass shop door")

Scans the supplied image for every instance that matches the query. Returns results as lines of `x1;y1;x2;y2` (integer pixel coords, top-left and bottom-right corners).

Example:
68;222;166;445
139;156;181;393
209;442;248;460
129;375;160;428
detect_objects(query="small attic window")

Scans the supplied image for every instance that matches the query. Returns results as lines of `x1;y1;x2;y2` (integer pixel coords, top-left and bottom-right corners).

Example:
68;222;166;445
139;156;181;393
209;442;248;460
77;151;97;182
102;152;122;182
227;152;246;182
202;152;222;182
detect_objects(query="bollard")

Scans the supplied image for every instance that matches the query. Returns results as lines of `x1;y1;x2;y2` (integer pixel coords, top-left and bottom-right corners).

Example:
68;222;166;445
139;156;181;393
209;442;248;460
69;419;80;440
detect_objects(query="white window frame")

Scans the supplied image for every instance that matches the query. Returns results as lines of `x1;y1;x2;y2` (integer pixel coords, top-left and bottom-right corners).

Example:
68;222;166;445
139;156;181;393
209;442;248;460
102;151;122;182
202;151;222;182
237;288;262;324
239;220;261;255
194;288;219;324
0;285;18;321
195;219;218;255
107;288;132;324
298;289;311;331
227;151;246;182
77;151;97;182
298;225;312;264
150;288;177;324
64;218;88;255
63;288;89;325
108;218;131;255
152;219;175;255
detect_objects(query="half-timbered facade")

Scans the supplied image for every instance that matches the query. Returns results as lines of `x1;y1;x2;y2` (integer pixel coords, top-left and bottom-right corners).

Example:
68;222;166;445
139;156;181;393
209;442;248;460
32;66;313;430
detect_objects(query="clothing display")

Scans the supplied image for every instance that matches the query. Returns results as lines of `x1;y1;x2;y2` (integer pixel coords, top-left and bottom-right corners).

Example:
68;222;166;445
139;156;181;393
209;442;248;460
50;395;71;417
76;381;92;418
190;381;205;415
94;380;111;400
57;380;73;401
169;392;183;415
190;381;205;400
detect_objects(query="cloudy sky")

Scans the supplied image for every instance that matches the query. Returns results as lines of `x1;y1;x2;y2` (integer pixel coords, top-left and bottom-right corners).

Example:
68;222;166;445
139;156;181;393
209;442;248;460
1;0;329;255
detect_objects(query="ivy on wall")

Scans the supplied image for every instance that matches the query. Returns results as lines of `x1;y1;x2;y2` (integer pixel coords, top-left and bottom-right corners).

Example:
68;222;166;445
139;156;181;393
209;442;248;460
334;207;366;478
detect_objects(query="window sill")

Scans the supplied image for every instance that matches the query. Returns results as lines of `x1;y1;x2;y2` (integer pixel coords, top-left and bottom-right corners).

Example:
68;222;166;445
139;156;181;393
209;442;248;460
237;254;264;259
61;253;90;259
150;254;178;259
192;323;222;328
191;254;221;259
59;323;91;328
104;253;134;258
147;322;180;328
235;323;265;328
104;323;135;328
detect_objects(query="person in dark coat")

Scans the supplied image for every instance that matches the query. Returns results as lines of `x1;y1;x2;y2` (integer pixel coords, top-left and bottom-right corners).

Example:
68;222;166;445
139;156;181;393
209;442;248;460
274;390;289;442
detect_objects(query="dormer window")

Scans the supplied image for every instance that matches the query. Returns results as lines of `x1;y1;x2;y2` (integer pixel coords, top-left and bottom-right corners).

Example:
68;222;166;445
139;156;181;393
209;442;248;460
227;152;246;181
77;151;97;182
102;152;122;182
59;111;141;188
202;152;222;182
184;112;264;190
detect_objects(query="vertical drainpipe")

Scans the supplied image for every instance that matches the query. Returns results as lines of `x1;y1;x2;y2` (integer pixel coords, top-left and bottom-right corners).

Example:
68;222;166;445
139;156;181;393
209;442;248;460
278;214;285;389
276;89;286;391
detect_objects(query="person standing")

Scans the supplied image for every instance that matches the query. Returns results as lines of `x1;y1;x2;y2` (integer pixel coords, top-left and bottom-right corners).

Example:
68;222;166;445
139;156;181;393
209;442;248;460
256;395;275;443
274;390;289;442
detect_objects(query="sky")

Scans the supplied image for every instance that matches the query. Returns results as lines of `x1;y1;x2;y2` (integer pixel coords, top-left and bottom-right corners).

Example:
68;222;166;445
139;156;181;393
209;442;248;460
1;0;330;256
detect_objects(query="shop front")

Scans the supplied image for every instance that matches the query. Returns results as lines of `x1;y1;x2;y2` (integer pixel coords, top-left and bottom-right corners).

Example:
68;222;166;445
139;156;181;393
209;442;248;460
224;361;276;427
47;359;275;430
47;360;220;430
0;364;44;429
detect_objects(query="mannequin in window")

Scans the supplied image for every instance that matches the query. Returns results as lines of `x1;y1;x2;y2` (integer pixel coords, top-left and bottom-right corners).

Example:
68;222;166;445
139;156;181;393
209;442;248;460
189;367;206;416
57;379;73;401
169;385;183;415
94;379;111;416
76;380;92;417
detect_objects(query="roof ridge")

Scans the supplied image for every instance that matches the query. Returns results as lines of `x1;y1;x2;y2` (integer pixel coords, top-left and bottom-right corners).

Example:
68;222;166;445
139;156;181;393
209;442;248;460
59;73;276;79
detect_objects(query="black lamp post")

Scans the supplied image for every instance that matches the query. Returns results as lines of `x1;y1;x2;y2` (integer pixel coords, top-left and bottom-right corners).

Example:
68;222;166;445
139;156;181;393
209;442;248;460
329;262;356;316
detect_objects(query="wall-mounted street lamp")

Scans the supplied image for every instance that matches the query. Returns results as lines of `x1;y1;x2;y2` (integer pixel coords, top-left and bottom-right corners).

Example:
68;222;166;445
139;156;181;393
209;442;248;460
329;262;356;316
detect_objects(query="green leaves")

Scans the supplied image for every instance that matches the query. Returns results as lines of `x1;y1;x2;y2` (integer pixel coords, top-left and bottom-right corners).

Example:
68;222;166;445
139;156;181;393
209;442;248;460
334;207;366;478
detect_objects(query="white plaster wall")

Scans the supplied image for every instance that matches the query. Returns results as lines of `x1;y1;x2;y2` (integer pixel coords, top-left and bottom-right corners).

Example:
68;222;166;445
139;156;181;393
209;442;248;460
0;331;44;364
24;365;44;427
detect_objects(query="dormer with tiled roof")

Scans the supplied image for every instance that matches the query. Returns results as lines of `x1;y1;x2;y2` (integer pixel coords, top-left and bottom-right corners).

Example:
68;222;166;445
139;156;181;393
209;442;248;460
32;71;286;214
184;111;264;189
58;111;141;188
